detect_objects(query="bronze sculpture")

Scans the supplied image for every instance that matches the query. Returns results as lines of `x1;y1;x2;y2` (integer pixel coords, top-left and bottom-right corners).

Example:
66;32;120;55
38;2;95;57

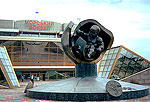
62;19;114;64
27;19;149;101
73;25;104;60
61;19;114;77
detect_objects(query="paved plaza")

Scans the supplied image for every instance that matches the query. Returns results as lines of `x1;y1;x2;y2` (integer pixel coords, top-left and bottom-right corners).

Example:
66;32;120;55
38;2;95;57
0;80;150;102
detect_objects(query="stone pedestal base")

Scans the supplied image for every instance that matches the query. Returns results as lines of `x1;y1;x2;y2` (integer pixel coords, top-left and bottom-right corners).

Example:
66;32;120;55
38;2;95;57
26;77;149;101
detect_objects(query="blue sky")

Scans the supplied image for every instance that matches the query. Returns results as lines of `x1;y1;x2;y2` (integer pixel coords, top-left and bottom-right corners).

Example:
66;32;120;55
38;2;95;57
0;0;150;61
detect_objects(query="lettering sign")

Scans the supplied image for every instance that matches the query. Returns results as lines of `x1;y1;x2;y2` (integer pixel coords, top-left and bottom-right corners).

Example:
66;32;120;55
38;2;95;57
25;20;54;31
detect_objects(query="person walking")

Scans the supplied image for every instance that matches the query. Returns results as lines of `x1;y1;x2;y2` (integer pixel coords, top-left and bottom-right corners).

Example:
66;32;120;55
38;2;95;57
30;75;35;84
22;75;24;82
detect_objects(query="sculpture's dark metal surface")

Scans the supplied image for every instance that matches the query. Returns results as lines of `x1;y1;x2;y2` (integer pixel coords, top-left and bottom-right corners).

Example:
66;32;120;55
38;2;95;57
61;19;114;64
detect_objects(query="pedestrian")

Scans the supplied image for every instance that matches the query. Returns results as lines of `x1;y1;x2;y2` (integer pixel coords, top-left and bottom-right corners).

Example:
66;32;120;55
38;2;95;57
37;76;39;81
30;75;35;84
22;75;24;82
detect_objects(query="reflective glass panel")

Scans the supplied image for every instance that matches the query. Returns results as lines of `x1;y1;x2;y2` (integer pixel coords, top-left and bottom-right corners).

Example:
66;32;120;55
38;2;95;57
104;66;108;71
119;70;125;77
14;80;18;86
8;66;13;72
106;72;109;78
102;72;106;77
113;69;119;74
108;66;112;71
105;60;110;65
0;46;19;87
28;34;32;36
98;72;102;77
101;61;106;65
120;48;127;55
109;49;114;54
50;35;56;38
0;47;2;52
8;73;12;79
5;59;10;65
99;46;150;80
102;55;107;60
142;61;149;67
109;60;114;65
1;59;6;65
40;34;50;37
3;53;7;59
126;51;133;58
11;73;15;79
114;47;119;53
107;54;113;59
0;53;3;58
1;47;5;53
112;54;117;59
105;50;109;54
4;66;9;72
21;34;29;36
32;34;39;37
100;66;104;71
11;80;15;86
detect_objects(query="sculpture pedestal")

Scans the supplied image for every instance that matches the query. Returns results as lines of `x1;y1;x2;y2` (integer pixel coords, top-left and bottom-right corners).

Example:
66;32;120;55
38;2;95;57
75;64;97;77
26;77;149;101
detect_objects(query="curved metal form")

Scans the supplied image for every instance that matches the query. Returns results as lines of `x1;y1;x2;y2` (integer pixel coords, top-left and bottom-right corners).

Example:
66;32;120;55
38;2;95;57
61;19;114;64
61;21;80;64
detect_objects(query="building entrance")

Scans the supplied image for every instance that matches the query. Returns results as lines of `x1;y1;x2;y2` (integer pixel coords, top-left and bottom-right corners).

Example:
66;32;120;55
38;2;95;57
18;71;74;81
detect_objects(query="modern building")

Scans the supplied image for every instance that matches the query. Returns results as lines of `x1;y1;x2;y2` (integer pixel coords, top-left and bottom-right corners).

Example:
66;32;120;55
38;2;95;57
0;19;150;88
0;19;77;83
97;45;150;81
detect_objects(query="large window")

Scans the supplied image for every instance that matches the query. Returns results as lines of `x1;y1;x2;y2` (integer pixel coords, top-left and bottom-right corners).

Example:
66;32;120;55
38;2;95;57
0;32;17;36
0;41;73;65
98;47;119;78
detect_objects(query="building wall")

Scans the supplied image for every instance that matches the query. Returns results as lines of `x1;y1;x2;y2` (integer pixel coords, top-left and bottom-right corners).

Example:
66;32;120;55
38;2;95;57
121;67;150;85
14;20;62;33
0;19;77;81
0;19;78;67
0;20;14;29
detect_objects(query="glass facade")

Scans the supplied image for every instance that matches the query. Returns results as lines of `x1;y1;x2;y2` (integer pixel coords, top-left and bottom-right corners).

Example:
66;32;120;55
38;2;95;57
0;41;72;65
110;47;150;80
98;46;150;80
0;46;20;87
0;32;17;36
16;71;75;81
20;32;58;38
98;47;119;78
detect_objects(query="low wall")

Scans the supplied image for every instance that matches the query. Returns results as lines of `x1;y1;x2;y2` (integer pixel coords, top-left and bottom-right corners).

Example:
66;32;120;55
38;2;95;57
121;67;150;85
